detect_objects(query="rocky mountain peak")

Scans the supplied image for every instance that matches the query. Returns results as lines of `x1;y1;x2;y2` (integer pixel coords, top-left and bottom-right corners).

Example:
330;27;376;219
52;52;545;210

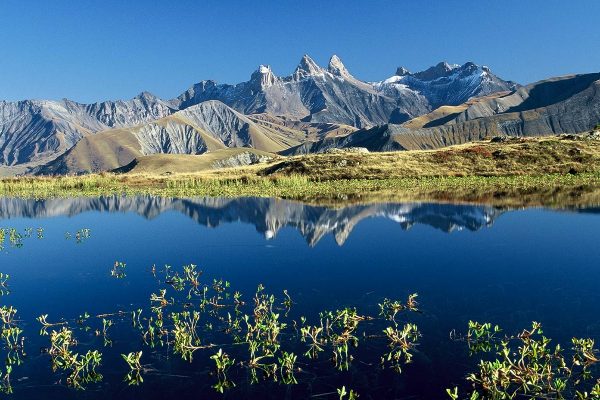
292;54;323;80
327;54;352;78
413;61;458;81
250;65;277;88
395;66;411;76
134;91;160;103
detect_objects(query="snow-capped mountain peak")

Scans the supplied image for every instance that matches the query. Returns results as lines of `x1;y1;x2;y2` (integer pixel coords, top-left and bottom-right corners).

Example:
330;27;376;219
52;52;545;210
327;54;352;79
250;64;278;88
292;54;324;80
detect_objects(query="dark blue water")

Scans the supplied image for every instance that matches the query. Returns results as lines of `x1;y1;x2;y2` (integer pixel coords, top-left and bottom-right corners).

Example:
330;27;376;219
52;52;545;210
1;196;599;399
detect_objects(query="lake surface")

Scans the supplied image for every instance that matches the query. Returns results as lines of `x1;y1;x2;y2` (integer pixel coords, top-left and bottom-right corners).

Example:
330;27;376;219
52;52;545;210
1;196;600;399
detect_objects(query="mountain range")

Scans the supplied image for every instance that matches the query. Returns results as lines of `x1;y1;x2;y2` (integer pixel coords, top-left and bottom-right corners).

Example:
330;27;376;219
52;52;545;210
1;54;598;176
0;196;503;245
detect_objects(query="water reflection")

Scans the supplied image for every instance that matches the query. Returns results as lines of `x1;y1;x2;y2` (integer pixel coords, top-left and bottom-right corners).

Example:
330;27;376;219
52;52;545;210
0;196;505;246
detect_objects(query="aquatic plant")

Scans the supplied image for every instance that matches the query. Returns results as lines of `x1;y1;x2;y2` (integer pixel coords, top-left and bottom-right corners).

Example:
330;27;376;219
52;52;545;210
379;293;419;324
0;365;13;394
210;348;235;393
8;262;425;394
450;320;502;354
277;351;298;384
111;261;126;279
381;323;420;373
122;351;143;385
47;327;103;389
0;306;17;326
449;321;600;399
300;324;325;358
97;318;113;346
171;311;210;361
338;386;359;399
37;314;68;335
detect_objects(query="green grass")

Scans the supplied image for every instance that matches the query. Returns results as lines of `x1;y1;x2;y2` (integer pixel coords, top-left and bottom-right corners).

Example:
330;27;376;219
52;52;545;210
3;136;600;207
2;172;600;207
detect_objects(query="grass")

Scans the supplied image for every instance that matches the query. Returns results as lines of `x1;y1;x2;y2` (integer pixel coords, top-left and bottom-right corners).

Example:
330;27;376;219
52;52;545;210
2;136;600;207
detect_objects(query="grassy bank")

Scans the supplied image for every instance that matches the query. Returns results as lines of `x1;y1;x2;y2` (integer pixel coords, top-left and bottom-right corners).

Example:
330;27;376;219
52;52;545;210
2;136;600;207
2;172;600;207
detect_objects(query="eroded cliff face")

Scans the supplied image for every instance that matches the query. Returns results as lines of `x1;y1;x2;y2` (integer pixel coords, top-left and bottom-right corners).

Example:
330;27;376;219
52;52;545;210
0;94;175;166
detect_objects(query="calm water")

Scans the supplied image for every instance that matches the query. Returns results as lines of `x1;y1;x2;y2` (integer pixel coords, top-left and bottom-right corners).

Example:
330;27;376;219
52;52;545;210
1;196;600;399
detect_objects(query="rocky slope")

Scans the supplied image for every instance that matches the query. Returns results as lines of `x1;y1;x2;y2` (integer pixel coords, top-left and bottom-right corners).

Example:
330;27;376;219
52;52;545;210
0;93;175;166
286;73;600;154
31;101;347;175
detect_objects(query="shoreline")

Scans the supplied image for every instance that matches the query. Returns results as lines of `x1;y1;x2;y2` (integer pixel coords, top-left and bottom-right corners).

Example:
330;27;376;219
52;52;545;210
1;172;600;208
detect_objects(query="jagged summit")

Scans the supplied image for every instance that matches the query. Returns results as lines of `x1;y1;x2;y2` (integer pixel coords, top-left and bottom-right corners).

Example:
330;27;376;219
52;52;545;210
412;61;459;80
292;54;323;80
250;65;278;88
327;55;352;78
395;66;411;76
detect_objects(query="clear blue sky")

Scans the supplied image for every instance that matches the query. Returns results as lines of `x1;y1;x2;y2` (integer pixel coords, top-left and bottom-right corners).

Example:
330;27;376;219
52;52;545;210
1;0;598;103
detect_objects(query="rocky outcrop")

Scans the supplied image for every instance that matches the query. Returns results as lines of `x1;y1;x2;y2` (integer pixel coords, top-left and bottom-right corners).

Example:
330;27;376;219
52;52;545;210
211;151;273;169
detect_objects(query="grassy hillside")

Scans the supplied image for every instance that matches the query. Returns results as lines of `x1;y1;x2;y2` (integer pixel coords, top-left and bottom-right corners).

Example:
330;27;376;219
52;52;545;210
116;148;278;175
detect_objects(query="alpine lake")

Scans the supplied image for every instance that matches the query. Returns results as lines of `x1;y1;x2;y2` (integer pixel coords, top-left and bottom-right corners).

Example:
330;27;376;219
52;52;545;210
1;195;600;399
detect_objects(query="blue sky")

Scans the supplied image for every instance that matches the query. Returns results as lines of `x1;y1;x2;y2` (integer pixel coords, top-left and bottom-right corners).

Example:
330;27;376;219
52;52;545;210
0;0;599;103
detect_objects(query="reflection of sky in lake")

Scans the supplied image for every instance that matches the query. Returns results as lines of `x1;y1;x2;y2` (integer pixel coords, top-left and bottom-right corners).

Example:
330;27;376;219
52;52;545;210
1;196;600;399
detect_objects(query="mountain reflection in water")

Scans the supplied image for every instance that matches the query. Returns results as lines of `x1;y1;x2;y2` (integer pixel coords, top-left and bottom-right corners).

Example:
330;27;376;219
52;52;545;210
0;196;504;246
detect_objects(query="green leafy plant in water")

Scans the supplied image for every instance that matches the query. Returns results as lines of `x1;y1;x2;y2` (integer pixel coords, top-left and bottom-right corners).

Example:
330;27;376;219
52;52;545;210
277;351;298;384
150;289;172;312
0;365;13;394
338;385;359;399
378;293;419;326
320;307;366;370
171;311;209;362
0;305;26;383
242;284;286;381
300;324;325;359
465;321;502;354
0;306;17;326
449;321;600;400
0;273;9;296
210;348;235;393
122;351;143;386
381;323;420;373
111;261;126;279
47;327;103;389
96;318;113;346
